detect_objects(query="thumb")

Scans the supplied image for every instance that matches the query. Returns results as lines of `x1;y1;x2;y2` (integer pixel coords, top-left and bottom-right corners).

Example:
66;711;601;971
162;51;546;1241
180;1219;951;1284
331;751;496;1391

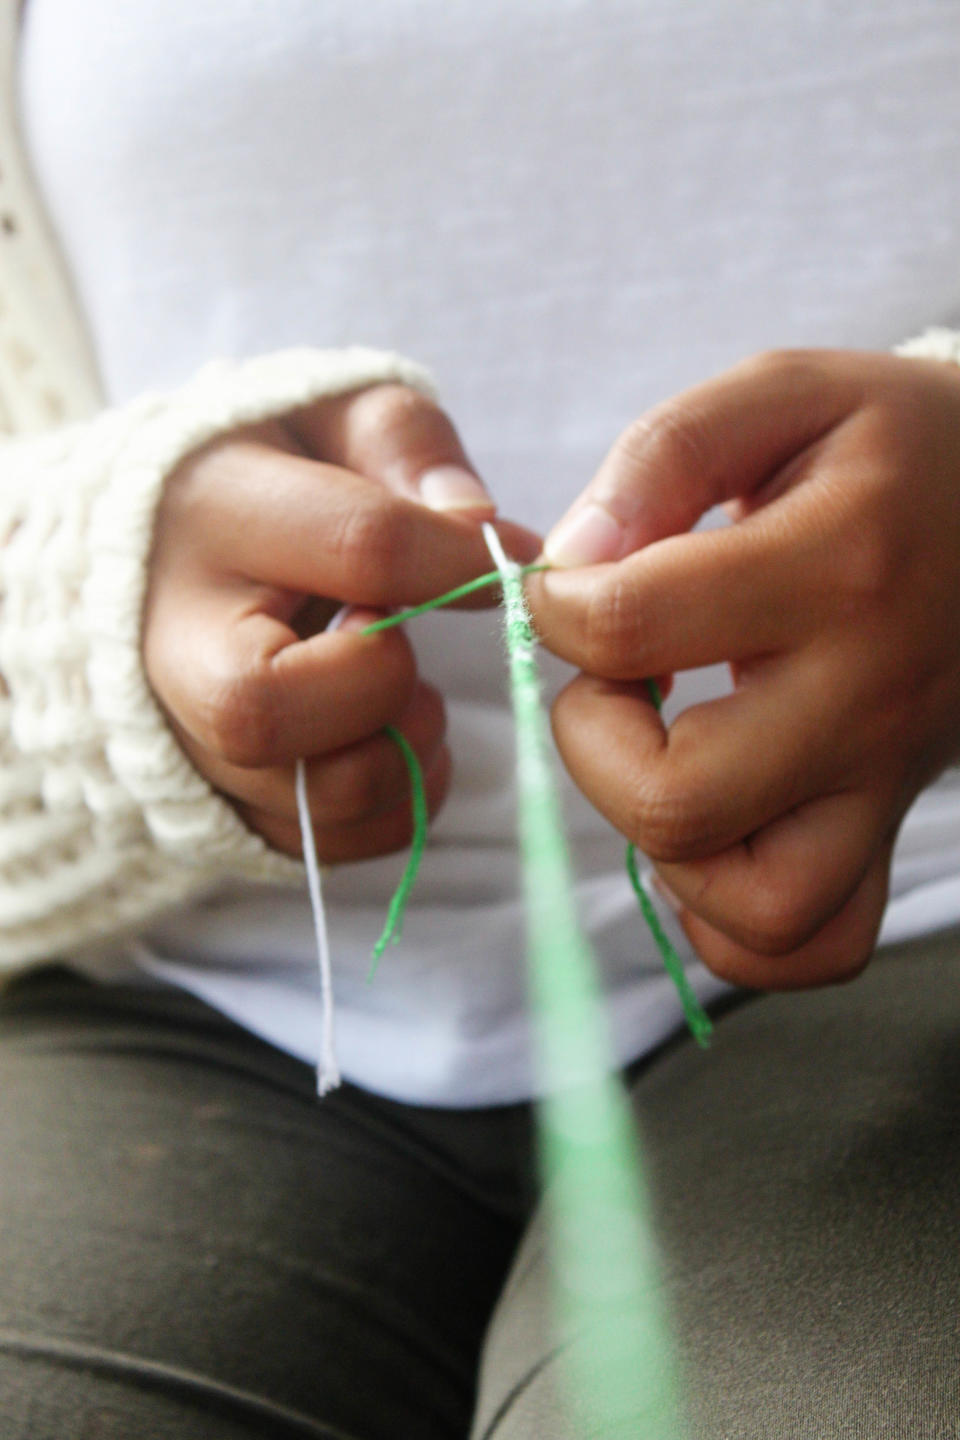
287;381;496;516
544;350;858;566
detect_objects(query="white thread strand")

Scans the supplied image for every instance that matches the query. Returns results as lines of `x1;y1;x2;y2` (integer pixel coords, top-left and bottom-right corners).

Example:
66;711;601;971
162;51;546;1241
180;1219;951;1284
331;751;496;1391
297;605;351;1097
482;522;522;592
296;758;339;1096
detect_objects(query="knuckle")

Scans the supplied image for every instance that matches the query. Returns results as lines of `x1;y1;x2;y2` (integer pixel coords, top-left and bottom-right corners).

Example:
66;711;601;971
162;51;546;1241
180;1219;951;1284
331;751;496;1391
356;381;428;431
198;666;278;768
384;636;420;709
845;530;899;611
738;883;819;956
351;754;396;820
580;576;649;677
356;383;456;464
742;346;818;389
333;501;414;594
322;748;394;824
362;630;419;718
622;776;710;863
827;502;901;618
623;731;731;860
615;399;714;486
831;944;874;983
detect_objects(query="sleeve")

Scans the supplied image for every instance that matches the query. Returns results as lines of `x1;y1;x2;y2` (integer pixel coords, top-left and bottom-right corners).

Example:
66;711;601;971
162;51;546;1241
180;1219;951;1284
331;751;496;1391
894;327;960;364
0;345;434;968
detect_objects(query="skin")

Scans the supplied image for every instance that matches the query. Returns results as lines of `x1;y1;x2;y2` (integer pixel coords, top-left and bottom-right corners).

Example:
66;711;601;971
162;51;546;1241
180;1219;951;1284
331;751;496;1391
144;352;960;996
527;349;960;991
143;382;538;863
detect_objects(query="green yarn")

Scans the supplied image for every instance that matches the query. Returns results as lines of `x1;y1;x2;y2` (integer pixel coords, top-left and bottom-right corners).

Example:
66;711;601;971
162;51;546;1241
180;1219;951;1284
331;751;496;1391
646;676;664;710
367;724;429;981
484;524;685;1437
626;844;713;1047
359;548;707;1431
364;568;709;1048
635;675;713;1046
360;565;547;635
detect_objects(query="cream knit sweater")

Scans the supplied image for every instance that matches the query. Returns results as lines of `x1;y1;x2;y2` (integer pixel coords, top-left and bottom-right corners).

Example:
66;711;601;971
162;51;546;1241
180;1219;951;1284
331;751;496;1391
2;6;959;975
0;8;437;968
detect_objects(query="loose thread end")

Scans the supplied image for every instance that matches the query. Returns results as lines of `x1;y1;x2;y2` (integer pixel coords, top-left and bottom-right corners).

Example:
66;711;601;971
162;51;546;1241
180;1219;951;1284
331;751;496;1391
367;725;429;978
316;1065;342;1098
366;928;401;984
625;843;713;1047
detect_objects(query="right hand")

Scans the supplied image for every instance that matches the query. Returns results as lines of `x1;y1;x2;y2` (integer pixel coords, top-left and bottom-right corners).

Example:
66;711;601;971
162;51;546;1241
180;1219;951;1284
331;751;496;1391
529;348;960;989
143;383;538;862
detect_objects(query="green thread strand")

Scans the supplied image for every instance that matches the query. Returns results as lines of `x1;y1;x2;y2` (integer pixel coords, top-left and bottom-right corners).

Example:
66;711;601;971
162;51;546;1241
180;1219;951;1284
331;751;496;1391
489;535;684;1437
367;574;710;1051
368;725;428;980
636;675;712;1045
625;844;713;1048
360;565;548;634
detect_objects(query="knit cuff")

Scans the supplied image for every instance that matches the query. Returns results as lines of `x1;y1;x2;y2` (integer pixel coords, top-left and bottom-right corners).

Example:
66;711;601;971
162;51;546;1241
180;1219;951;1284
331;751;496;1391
88;347;435;864
894;327;960;364
0;346;433;960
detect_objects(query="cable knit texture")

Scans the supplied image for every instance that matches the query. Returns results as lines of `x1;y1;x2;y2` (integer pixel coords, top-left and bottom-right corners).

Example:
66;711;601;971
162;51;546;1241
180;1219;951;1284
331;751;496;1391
0;349;435;964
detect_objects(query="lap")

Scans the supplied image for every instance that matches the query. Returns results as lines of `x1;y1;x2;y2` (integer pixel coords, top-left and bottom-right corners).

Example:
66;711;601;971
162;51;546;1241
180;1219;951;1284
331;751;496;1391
473;930;960;1439
7;931;960;1439
0;967;535;1440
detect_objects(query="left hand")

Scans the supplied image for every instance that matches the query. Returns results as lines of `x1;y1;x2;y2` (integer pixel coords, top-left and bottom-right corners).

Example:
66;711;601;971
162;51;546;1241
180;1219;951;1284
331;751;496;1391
144;382;538;863
527;348;960;989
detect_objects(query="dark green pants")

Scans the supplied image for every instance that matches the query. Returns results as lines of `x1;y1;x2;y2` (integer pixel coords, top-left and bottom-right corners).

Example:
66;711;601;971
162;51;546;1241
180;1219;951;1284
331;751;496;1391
1;933;958;1438
0;967;535;1438
474;930;960;1439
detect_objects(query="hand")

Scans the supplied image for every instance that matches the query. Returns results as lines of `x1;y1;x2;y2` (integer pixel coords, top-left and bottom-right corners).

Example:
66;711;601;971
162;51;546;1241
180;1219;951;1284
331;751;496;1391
144;382;537;862
528;349;960;988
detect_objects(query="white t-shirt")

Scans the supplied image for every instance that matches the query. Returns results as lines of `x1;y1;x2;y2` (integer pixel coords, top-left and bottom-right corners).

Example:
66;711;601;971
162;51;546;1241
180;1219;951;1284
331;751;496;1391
19;0;960;1103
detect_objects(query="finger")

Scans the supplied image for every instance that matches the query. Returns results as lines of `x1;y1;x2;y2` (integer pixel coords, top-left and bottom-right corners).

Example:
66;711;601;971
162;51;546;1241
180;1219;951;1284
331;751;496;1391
288;382;496;515
551;657;863;862
529;506;832;676
671;840;893;990
653;787;891;957
187;440;534;607
152;594;419;767
244;744;453;862
175;682;446;827
543;349;858;565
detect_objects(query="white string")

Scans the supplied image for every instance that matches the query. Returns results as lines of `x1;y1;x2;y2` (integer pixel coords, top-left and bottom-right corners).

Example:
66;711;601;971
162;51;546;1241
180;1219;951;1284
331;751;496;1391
481;521;516;582
296;604;350;1097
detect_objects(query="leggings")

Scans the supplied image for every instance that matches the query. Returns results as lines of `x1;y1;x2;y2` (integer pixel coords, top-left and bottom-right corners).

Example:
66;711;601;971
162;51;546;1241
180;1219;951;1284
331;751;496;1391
1;932;959;1439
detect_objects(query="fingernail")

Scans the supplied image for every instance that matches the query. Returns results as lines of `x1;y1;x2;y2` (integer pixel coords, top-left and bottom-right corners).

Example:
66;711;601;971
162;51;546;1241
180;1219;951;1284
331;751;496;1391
544;502;624;567
418;465;493;513
649;870;684;915
334;607;370;633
